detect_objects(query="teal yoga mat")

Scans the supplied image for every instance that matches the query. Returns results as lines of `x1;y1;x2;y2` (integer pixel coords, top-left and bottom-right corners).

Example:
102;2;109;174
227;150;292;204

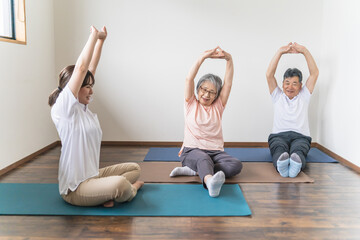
144;147;338;163
0;183;251;216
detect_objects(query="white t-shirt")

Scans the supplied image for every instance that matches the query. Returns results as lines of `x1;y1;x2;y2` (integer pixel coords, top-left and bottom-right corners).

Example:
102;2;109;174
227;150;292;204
51;85;102;195
271;86;311;136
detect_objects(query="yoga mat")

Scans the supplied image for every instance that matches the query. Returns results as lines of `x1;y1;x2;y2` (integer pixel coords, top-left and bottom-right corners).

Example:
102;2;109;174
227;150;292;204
0;183;251;216
138;162;314;183
144;147;338;163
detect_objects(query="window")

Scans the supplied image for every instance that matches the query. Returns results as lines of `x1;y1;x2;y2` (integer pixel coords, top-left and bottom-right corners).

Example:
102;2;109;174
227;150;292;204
0;0;14;38
0;0;26;44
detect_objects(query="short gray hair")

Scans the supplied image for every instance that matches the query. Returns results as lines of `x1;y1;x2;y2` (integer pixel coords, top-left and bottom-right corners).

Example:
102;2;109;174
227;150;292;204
196;73;222;99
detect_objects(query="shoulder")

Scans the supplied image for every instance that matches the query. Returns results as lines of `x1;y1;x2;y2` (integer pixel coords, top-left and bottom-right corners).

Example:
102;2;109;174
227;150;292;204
299;85;311;99
271;86;282;102
52;85;79;118
213;96;225;111
58;85;77;103
185;95;197;108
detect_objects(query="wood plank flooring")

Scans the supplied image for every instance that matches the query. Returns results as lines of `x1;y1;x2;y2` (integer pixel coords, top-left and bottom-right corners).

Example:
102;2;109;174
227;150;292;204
1;146;360;240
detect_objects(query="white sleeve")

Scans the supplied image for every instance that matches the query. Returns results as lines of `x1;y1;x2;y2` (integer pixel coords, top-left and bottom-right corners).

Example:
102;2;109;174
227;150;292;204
271;86;282;103
300;85;311;102
52;85;78;121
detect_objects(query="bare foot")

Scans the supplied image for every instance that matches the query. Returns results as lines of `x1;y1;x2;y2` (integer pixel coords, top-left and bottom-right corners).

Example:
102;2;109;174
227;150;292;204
132;181;144;190
103;200;114;208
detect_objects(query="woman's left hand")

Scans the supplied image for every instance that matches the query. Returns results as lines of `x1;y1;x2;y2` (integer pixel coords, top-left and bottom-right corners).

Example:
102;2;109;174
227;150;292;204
98;26;107;41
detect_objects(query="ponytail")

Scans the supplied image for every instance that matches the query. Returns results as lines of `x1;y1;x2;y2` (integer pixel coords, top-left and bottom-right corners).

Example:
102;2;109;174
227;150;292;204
48;87;63;106
48;65;75;107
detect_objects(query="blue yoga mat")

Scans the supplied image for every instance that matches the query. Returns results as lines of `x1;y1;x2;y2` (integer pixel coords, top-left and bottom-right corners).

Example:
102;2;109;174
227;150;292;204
0;183;251;216
144;147;338;163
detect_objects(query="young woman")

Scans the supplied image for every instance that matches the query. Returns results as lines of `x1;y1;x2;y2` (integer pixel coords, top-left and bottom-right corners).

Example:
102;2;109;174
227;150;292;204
170;47;242;197
48;26;143;207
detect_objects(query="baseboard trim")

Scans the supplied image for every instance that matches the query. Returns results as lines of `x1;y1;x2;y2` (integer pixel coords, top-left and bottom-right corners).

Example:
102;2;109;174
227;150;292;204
0;141;60;177
1;141;359;176
314;143;360;173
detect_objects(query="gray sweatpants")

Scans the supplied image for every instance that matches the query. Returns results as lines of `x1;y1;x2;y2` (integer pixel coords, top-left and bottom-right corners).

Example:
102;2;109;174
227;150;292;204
180;147;243;188
268;131;312;170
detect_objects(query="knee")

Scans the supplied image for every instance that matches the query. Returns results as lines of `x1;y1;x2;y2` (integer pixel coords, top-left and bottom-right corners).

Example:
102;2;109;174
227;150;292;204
273;143;289;151
191;151;212;164
221;161;243;178
291;144;310;154
123;163;141;183
128;162;141;172
126;162;141;176
131;163;141;175
231;161;243;177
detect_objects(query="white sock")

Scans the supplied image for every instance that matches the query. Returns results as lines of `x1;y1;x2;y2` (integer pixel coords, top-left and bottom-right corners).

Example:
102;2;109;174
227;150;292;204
276;152;290;178
289;153;302;178
206;171;225;197
169;166;197;177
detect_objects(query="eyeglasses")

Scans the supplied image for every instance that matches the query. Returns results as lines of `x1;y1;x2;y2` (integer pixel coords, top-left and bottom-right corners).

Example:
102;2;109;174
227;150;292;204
199;86;217;97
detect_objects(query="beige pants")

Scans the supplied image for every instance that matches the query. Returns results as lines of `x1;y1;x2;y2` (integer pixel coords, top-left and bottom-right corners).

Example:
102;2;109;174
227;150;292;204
62;162;141;206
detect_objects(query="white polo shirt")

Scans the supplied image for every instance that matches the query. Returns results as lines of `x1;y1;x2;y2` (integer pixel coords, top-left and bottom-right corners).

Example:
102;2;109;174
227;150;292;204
51;85;102;195
271;86;311;137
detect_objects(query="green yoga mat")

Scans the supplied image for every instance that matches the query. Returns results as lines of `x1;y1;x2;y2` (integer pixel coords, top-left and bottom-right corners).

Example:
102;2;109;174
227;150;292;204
0;183;251;216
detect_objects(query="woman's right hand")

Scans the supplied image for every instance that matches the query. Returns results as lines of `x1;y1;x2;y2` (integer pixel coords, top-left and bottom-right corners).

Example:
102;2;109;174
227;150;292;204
90;25;99;36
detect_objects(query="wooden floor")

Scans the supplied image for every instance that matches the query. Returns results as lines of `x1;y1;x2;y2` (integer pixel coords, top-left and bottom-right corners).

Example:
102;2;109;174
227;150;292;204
1;146;360;240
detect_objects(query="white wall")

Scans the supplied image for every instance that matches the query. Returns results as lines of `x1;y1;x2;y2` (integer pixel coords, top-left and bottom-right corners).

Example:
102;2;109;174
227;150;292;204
54;0;322;143
0;0;58;170
317;0;360;167
3;0;357;171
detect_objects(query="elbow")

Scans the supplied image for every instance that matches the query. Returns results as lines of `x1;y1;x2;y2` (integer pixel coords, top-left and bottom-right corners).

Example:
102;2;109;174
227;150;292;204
88;67;96;76
266;72;273;80
74;63;88;74
185;77;193;85
266;69;274;79
312;69;319;78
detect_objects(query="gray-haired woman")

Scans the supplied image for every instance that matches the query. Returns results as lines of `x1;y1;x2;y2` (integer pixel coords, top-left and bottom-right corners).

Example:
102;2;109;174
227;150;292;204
170;47;242;197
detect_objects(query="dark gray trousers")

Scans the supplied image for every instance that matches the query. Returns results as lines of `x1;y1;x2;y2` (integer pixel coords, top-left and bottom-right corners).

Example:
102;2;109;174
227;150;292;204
180;147;243;188
268;131;312;170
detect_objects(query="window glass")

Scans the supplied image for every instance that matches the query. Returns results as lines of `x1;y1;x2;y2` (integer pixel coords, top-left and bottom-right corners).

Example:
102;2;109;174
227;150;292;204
0;0;14;38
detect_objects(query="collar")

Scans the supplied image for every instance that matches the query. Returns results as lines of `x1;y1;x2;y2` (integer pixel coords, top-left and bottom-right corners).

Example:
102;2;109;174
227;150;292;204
282;91;299;101
79;102;88;112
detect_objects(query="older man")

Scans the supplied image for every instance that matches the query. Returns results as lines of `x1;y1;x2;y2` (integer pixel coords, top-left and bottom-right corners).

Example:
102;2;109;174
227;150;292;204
266;42;319;177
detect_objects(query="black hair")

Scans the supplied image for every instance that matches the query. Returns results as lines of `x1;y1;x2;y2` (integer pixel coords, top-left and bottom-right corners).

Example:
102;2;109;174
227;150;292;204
283;68;302;83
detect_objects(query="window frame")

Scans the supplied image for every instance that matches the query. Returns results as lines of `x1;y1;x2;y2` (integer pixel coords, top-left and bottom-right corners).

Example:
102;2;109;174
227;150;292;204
0;0;26;45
